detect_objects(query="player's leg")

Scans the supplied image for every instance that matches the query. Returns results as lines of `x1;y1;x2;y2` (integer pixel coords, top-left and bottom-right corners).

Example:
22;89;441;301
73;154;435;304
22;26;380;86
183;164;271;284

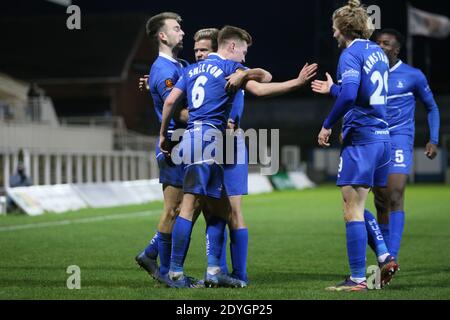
366;188;399;288
206;182;248;283
168;193;203;282
136;184;183;279
327;185;370;292
224;133;249;284
154;184;184;276
344;186;370;283
160;193;205;288
136;139;185;279
373;186;390;245
203;196;246;288
363;135;407;261
228;195;249;284
364;187;390;264
205;196;230;274
382;134;413;261
203;197;230;275
386;173;408;260
364;209;390;264
327;143;389;292
373;142;400;286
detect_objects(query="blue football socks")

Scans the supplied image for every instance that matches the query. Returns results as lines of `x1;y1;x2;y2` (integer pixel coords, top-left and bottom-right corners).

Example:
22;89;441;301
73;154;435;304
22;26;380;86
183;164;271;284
389;211;405;260
346;221;367;280
169;216;193;274
144;232;159;259
157;232;172;275
364;210;389;259
230;228;249;282
206;216;227;269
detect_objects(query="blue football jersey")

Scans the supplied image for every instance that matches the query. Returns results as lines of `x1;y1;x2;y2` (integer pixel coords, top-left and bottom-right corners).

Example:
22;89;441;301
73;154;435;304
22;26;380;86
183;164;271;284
386;60;436;139
337;39;390;144
175;53;245;132
149;53;188;133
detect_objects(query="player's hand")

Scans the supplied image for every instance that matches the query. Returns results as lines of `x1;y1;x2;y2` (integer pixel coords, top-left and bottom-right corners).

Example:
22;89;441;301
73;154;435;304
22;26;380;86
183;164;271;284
318;127;332;148
174;108;189;123
425;142;438;160
159;135;170;156
311;72;334;95
297;63;318;86
225;69;247;94
227;119;237;131
139;75;150;91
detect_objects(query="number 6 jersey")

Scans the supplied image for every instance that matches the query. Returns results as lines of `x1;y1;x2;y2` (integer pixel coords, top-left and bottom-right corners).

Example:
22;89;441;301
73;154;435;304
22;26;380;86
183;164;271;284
175;53;245;132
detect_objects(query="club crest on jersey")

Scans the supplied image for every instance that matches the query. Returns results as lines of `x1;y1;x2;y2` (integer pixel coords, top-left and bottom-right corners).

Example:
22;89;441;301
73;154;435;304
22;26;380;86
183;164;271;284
397;80;405;89
165;79;174;89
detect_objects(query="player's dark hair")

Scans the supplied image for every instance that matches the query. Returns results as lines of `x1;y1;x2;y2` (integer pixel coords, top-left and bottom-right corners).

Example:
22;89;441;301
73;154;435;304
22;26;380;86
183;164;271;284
194;28;219;51
376;28;405;49
333;0;374;40
145;12;182;45
218;26;253;47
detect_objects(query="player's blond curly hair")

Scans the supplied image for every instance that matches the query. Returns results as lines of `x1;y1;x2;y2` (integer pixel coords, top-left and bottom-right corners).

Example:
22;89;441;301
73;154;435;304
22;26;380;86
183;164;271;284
332;0;375;40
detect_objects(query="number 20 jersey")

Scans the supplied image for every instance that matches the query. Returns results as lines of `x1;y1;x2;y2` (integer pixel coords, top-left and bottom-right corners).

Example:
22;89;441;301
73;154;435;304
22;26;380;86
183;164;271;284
337;39;390;145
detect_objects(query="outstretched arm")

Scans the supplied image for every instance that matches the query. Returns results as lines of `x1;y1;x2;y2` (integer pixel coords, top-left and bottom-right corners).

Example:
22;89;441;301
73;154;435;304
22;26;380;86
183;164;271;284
225;68;273;93
243;63;318;98
246;68;273;83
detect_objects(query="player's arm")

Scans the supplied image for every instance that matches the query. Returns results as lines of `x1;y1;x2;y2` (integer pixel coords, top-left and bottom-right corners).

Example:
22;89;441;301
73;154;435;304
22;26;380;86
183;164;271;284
415;71;440;159
243;63;318;98
318;82;359;148
159;88;186;154
318;52;361;148
225;68;273;93
246;68;273;83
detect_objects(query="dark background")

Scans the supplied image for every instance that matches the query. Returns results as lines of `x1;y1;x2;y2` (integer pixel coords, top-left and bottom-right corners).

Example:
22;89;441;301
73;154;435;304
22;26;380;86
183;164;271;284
1;0;448;149
1;0;449;86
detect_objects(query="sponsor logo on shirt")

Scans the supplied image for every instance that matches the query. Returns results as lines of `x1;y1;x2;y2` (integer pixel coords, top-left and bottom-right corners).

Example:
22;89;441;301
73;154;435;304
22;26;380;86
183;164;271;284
342;68;360;79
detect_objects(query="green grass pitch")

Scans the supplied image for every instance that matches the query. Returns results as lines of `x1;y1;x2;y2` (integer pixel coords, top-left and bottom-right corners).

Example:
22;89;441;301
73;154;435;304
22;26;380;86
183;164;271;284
1;185;449;300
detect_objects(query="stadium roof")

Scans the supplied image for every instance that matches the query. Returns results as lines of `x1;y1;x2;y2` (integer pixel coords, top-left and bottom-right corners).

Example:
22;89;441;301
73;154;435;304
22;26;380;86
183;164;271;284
0;14;147;84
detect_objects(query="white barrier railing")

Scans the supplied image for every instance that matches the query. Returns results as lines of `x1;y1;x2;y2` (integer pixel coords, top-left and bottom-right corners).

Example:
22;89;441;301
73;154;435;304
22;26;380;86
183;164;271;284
1;148;159;191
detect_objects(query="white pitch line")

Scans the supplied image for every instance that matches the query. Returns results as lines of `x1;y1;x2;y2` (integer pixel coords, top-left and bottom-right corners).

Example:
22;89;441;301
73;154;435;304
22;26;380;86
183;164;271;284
0;210;161;233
